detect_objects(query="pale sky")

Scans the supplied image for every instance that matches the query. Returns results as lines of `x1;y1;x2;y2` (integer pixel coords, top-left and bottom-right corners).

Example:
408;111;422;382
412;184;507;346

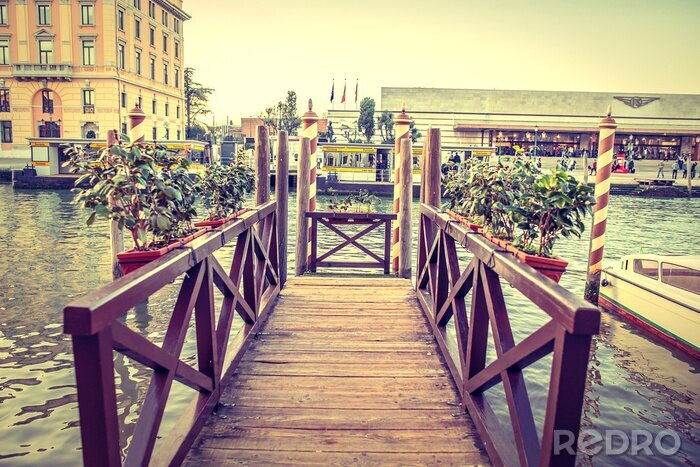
184;0;700;124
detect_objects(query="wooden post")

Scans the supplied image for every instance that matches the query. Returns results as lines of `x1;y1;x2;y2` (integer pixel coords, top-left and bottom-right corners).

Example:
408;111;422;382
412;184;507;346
392;103;411;274
582;148;589;185
301;100;318;265
254;125;270;205
276;131;289;287
295;138;311;276
398;139;413;279
420;130;431;204
425;128;442;208
687;142;696;198
107;130;124;280
585;107;617;304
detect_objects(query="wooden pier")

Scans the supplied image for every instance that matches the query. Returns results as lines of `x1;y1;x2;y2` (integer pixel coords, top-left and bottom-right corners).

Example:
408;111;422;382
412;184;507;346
184;276;489;465
63;127;600;466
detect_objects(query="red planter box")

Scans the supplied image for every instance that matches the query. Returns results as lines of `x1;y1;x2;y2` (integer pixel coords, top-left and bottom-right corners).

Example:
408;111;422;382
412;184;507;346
194;208;250;228
117;227;208;275
446;210;483;232
514;250;569;283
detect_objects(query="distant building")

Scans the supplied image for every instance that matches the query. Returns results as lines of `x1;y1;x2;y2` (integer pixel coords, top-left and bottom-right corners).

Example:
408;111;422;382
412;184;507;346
328;87;700;159
0;0;190;164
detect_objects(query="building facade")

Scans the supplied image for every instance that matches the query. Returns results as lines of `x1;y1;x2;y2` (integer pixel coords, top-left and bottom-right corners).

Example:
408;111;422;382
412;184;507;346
327;88;700;160
0;0;189;164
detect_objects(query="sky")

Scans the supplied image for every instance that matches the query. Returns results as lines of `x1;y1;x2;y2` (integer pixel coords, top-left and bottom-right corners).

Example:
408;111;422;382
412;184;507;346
183;0;700;125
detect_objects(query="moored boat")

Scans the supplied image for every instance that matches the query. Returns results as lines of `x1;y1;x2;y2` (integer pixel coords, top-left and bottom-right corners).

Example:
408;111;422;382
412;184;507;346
600;254;700;359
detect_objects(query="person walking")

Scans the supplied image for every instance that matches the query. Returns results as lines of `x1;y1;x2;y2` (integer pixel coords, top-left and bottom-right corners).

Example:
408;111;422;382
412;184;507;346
657;160;665;178
692;161;697;179
590;160;597;175
682;158;688;178
672;160;679;179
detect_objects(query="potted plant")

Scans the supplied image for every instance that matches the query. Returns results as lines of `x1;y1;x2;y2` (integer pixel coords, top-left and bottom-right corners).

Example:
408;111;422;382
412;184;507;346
194;161;255;228
64;141;205;275
443;159;484;232
507;168;595;281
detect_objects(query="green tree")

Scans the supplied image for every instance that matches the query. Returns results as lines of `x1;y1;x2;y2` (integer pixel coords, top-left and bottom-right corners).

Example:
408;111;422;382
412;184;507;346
409;120;421;143
184;68;214;139
377;111;395;144
357;97;376;143
261;91;302;136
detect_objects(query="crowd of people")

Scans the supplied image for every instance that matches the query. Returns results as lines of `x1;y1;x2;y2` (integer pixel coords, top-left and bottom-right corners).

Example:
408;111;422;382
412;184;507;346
658;157;697;179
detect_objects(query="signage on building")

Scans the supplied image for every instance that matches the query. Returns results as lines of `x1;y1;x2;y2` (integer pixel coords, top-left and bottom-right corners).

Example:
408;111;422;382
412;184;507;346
613;96;660;109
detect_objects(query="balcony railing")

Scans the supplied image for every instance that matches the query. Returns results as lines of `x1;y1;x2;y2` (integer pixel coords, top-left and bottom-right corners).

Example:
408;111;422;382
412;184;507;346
83;104;95;114
0;102;9;112
12;63;73;80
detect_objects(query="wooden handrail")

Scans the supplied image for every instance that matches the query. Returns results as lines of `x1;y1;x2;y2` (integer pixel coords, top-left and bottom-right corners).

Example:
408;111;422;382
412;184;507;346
416;202;600;467
64;200;281;466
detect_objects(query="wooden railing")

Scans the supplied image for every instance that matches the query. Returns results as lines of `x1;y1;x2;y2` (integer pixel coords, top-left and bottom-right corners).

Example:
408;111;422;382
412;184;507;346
63;201;280;466
416;204;600;467
306;211;396;274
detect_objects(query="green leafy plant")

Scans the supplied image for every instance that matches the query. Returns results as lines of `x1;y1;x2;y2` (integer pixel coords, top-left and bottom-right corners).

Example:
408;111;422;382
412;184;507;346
200;161;255;220
327;189;380;213
64;141;198;250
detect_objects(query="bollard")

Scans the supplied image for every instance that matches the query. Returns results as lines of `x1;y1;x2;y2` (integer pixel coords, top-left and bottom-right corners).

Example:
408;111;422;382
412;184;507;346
254;125;270;205
276;131;289;287
107;130;124;279
128;103;146;144
301;100;318;265
398;139;413;279
295;138;311;276
392;103;411;274
585;107;617;304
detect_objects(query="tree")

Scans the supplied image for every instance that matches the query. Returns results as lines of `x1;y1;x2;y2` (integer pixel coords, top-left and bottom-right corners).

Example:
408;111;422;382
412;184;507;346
377;111;395;144
261;91;302;136
409;120;422;143
184;68;214;139
357;97;375;143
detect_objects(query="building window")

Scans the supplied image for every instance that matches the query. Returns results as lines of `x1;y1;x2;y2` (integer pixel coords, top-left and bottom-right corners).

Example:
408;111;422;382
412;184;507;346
176;105;180;119
0;89;10;112
118;43;125;69
81;4;94;25
1;121;12;142
82;89;95;113
173;18;180;34
0;4;8;25
122;122;127;135
82;39;95;66
174;67;180;88
162;34;168;53
152;127;157;140
135;49;141;75
161;10;168;27
37;4;51;25
38;40;53;64
133;0;141;10
149;26;155;46
151;99;156;114
121;91;127;108
174;41;180;59
0;40;8;65
164;128;169;140
135;17;141;39
163;62;168;85
165;102;169;116
177;129;181;140
118;9;125;31
149;56;155;79
41;90;54;113
148;1;155;18
137;95;142;109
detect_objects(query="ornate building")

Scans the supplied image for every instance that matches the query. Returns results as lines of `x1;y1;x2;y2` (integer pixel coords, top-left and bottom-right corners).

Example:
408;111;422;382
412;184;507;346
0;0;189;163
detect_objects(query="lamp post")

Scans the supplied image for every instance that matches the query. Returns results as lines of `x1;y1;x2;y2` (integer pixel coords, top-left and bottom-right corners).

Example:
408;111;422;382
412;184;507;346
534;125;539;158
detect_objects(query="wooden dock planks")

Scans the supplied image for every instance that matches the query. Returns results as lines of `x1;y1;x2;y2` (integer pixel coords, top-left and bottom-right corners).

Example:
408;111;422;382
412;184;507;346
184;276;489;466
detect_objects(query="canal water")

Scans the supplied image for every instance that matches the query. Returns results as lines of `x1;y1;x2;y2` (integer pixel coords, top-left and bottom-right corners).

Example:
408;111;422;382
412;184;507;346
0;184;698;465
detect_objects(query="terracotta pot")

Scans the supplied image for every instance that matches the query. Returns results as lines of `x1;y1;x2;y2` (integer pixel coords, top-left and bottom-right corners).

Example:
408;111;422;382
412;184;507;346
514;250;569;283
446;210;483;232
179;227;208;245
117;242;179;275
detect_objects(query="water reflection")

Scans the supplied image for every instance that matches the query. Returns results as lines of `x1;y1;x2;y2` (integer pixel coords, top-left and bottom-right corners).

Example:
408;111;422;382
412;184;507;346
0;185;698;465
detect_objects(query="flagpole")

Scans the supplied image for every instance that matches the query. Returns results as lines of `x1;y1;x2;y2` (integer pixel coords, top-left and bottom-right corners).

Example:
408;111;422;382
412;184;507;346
355;79;358;111
331;78;335;111
343;78;346;111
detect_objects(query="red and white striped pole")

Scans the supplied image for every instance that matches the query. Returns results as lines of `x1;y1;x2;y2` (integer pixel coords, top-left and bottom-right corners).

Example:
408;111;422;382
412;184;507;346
585;107;618;304
392;103;411;274
128;102;146;144
301;99;319;265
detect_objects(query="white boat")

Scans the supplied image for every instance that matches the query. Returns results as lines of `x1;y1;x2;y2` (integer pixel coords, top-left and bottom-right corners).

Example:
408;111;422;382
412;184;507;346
600;254;700;359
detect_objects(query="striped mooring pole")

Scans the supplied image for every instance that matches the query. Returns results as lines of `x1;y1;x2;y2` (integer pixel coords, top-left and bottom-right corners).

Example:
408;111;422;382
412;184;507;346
301;99;318;265
392;103;411;274
128;102;146;144
584;107;618;304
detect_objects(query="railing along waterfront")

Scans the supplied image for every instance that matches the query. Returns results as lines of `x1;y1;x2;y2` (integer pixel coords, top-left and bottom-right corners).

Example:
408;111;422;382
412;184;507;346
63;201;281;466
416;203;600;466
306;211;395;274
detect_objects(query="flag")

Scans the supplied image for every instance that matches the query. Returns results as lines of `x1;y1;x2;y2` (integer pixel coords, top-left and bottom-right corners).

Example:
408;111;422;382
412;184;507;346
330;79;334;103
355;79;358;103
341;79;346;103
